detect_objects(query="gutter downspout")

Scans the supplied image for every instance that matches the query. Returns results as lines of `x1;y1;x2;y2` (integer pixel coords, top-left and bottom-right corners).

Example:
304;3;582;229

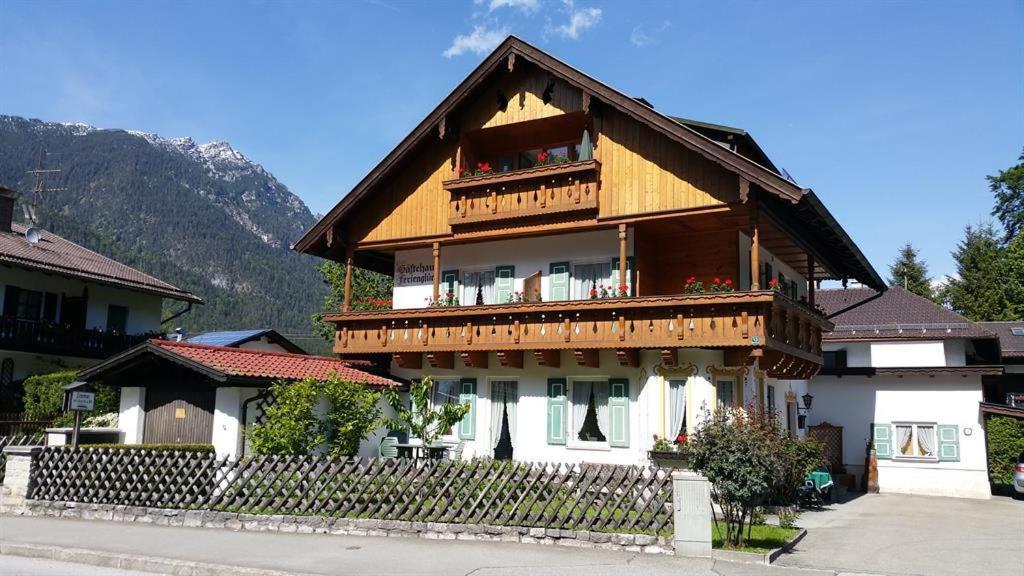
161;302;193;326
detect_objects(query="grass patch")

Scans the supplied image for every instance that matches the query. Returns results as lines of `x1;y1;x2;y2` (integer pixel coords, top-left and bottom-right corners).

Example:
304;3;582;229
711;521;798;554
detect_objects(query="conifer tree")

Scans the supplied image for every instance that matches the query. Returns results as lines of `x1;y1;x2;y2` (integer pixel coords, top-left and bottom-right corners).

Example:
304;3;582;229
888;243;934;300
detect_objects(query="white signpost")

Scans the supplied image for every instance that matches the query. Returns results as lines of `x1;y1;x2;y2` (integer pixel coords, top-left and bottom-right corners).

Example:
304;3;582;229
68;389;95;448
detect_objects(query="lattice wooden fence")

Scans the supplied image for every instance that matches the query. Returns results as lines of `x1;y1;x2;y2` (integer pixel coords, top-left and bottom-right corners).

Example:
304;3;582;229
0;433;45;484
29;448;674;535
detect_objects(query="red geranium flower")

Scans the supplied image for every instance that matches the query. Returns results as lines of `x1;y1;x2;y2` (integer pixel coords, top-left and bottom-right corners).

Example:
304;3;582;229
713;277;721;284
769;278;780;287
676;434;687;443
724;279;732;286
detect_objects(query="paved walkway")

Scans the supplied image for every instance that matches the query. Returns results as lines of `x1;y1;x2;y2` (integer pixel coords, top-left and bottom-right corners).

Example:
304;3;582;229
775;493;1024;576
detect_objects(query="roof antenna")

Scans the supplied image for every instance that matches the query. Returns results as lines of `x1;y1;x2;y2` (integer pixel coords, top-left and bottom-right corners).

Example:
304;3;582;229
23;147;68;242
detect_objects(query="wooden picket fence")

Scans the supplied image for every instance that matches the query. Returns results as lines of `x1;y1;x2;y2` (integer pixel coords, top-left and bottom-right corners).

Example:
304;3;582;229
29;447;674;535
0;433;46;484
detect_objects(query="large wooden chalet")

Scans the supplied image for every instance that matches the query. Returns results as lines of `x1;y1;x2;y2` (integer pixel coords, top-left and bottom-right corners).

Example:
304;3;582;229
296;37;883;464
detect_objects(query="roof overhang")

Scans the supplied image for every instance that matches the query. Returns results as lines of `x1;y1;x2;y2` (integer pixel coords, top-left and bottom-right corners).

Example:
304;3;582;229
818;365;1004;378
74;340;229;385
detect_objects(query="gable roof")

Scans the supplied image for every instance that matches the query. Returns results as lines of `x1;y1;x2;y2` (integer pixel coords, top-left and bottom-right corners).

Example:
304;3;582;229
978;322;1024;358
294;35;882;290
1;221;201;303
817;286;996;341
184;329;306;354
74;339;400;388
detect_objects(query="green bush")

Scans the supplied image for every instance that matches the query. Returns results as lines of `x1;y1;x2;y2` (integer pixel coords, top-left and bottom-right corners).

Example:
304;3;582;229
22;371;120;426
986;415;1024;486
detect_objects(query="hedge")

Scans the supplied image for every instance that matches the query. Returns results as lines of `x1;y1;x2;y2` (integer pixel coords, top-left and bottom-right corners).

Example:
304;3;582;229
985;415;1024;486
22;371;120;426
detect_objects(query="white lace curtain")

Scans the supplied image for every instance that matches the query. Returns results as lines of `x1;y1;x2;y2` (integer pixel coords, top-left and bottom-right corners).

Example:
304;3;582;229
669;379;687;437
489;381;518;448
917;425;935;457
573;263;611;300
572;380;609;441
462;271;495;305
897;425;913;456
433;379;460;437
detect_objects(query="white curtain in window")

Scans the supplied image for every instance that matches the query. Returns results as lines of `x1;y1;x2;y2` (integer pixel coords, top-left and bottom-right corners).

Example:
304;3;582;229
572;381;592;438
489;381;518;448
896;425;914;456
669;379;687;436
463;271;495;306
433;379;459;436
716;379;735;408
594;382;609;438
917;425;935;457
573;263;611;300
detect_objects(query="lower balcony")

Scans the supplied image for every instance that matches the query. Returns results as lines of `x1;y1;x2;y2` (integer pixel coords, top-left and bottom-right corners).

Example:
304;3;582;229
324;291;832;379
0;317;153;360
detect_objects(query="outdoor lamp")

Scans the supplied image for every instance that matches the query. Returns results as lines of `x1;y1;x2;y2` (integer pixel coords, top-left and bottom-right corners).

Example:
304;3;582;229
801;392;814;411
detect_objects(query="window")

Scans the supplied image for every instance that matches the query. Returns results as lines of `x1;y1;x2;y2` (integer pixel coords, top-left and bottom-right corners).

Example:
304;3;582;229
894;423;938;460
106;305;129;334
462;270;495;305
1011;327;1024;336
767;384;776;413
3;286;43;320
572;380;609;443
716;378;736;408
572;262;612;300
823;350;848;369
668;379;687;437
431;378;460;436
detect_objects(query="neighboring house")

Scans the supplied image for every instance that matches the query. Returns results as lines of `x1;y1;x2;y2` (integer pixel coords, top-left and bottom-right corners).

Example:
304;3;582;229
69;339;401;458
184;329;307;354
977;321;1024;409
293;37;882;465
0;186;201;389
808;287;1002;499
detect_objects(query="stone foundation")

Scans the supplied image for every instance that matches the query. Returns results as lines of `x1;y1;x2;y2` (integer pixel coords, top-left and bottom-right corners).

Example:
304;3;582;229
9;500;673;556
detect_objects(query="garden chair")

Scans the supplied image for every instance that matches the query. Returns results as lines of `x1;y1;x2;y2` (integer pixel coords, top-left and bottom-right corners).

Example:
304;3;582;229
379;436;399;459
446;441;466;462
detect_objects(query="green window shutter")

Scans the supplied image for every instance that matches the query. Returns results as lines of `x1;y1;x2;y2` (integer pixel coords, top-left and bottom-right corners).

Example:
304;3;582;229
441;270;459;299
611;257;635;296
549;262;570;301
937;425;960;462
608;378;630;448
495;265;515;304
872;423;893;459
458;378;477;440
546;378;567;445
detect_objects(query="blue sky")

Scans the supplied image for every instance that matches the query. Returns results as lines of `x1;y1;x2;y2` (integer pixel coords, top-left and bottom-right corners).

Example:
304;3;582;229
2;0;1021;280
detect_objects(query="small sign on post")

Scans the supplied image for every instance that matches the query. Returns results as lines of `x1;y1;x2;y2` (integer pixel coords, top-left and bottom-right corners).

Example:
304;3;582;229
65;385;96;449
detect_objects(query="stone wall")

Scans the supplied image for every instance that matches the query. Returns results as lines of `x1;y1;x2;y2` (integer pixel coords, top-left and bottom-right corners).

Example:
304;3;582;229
10;500;674;555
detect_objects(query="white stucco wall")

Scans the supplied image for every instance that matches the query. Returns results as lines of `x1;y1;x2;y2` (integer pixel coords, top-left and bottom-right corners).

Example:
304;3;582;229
238;338;292;353
118;387;146;444
0;349;93;382
824;339;966;369
809;375;989;499
393;229;633;309
737;231;807;297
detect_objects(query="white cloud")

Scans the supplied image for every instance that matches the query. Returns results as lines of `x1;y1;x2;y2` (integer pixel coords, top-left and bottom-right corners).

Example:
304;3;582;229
443;25;509;58
549;1;601;40
481;0;540;13
630;21;672;47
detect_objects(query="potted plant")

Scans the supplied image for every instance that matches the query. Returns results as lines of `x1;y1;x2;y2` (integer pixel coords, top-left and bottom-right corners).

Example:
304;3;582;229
683;277;704;294
648;433;690;469
708;277;734;292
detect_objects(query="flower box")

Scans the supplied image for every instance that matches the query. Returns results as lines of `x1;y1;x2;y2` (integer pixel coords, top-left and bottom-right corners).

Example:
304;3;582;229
648;450;690;469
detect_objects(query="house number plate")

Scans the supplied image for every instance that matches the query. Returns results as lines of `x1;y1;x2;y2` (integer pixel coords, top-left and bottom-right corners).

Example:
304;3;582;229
175;408;187;419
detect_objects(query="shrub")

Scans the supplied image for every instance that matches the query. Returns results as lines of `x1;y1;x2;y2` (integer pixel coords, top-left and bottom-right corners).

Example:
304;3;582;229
986;415;1024;486
383;377;470;446
22;371;120;426
773;435;825;505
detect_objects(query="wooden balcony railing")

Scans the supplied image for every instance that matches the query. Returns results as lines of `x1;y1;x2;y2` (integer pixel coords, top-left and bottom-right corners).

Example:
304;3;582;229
444;160;599;226
324;291;832;379
0;317;153;359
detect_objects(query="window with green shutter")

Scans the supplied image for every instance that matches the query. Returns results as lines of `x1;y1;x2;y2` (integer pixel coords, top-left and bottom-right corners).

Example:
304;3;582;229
872;423;892;459
546;378;567;445
608;378;630;448
549;262;570;301
458;378;477;440
937;424;960;462
495;265;515;304
611;257;634;296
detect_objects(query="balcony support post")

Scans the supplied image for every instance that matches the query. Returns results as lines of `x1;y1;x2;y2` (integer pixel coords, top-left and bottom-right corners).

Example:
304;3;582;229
618;224;628;293
749;196;760;290
343;246;354;312
616;348;638;367
497;350;523;368
427;351;454;369
575;349;600;368
461;351;489;369
807;253;816;308
432;242;441;302
534;349;561;367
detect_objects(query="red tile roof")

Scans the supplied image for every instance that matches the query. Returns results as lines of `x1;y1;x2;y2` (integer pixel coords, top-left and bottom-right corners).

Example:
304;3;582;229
151;340;399;387
0;222;201;303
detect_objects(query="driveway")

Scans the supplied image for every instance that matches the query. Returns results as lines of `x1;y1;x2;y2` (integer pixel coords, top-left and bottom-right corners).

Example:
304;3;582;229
777;493;1024;576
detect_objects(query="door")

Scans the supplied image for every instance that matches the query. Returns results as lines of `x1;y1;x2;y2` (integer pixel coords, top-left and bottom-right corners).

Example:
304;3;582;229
61;296;87;331
143;387;215;444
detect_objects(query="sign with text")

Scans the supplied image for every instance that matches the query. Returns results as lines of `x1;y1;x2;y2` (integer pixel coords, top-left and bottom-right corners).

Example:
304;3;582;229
395;262;434;287
69;390;95;412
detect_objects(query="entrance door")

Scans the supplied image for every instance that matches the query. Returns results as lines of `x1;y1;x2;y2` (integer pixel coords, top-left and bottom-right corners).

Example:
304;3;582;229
60;296;87;331
143;387;215;444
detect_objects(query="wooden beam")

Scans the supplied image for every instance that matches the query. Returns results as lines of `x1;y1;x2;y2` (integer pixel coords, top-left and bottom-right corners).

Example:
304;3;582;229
497;350;523;368
432;242;441;301
342;246;354;312
618;224;628;293
807;253;816;308
393;352;422;369
534;349;560;367
427;351;454;369
460;350;489;368
660;349;678;367
616;348;638;367
724;347;755;366
749;195;760;290
574;349;600;368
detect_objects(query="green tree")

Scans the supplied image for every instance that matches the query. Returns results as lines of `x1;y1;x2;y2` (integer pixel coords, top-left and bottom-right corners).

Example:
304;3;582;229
311;261;393;341
989;149;1024;243
1004;233;1024;320
383;377;470;446
888;242;934;300
249;378;325;456
323;377;386;457
22;371;120;427
942;224;1015;321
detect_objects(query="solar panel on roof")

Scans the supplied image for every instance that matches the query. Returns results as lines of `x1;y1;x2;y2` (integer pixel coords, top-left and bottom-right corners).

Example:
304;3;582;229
185;329;269;347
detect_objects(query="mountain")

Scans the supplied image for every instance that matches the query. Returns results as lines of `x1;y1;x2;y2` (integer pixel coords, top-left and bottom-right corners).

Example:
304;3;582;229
0;115;329;351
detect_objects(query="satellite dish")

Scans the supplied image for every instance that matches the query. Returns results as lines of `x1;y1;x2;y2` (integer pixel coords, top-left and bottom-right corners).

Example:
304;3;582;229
25;227;41;245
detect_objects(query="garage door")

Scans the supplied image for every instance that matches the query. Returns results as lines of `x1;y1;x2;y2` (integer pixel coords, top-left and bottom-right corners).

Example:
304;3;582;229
143;387;215;444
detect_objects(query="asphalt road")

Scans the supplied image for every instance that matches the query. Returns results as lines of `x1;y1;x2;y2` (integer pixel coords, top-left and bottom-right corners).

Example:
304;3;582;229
0;556;155;576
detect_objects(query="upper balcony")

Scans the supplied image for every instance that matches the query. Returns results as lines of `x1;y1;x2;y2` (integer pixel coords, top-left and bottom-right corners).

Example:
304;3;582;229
324;290;831;379
0;317;152;359
445;160;600;227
